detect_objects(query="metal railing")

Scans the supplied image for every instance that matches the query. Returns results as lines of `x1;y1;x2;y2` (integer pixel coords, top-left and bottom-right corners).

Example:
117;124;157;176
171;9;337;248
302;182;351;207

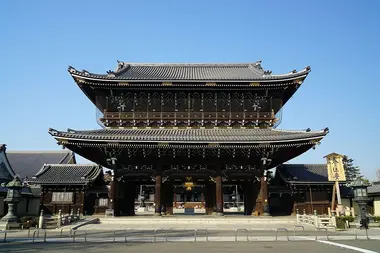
194;229;208;242
234;229;249;242
154;229;168;242
72;230;87;243
0;227;374;244
293;225;305;238
32;229;46;243
315;228;329;241
275;228;289;241
113;229;128;242
1;231;6;243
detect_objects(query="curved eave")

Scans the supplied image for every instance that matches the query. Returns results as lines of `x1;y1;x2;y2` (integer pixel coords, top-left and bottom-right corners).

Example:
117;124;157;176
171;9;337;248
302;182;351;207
68;67;310;84
48;130;328;145
29;181;90;186
285;181;334;185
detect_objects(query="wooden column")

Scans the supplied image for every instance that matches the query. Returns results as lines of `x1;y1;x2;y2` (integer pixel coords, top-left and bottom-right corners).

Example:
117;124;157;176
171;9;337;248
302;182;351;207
110;176;119;215
261;175;270;216
124;182;136;216
205;181;215;215
154;175;162;216
165;183;174;215
215;175;224;215
243;181;253;215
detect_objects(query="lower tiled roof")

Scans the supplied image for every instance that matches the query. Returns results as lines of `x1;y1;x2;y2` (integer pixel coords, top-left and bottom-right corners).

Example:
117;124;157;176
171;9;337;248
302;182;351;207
277;164;333;184
6;150;75;181
28;164;102;185
49;128;328;144
368;181;380;195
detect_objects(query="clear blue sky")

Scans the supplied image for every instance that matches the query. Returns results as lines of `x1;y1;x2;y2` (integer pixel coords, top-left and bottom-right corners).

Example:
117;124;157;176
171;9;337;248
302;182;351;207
1;0;379;180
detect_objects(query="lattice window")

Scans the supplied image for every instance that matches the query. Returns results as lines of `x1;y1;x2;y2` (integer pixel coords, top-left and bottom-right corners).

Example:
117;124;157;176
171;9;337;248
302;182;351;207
51;192;73;203
98;198;109;207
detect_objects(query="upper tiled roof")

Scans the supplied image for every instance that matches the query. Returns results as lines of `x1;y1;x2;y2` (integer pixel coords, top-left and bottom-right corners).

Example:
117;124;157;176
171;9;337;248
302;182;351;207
277;164;333;184
68;61;311;82
29;164;102;185
368;181;380;195
6;150;75;181
48;128;328;144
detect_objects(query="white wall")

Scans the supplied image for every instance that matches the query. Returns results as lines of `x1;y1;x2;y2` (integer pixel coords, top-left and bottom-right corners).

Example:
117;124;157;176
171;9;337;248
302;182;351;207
374;197;380;216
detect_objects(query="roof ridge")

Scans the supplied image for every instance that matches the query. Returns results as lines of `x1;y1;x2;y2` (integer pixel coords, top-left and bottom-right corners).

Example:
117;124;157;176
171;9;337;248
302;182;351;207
84;165;101;181
44;163;99;167
117;62;258;67
34;164;51;177
6;150;72;154
279;164;327;166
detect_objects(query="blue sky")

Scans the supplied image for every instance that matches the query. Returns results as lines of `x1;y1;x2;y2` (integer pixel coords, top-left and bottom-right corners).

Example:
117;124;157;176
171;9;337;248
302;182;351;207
1;0;379;180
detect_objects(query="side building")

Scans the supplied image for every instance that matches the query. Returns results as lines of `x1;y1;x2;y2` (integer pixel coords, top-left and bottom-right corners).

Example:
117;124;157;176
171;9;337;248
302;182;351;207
28;164;108;215
0;144;76;217
273;164;351;215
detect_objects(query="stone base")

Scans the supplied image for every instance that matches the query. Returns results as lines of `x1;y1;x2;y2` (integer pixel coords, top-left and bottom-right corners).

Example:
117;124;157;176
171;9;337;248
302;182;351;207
136;207;148;212
0;221;20;230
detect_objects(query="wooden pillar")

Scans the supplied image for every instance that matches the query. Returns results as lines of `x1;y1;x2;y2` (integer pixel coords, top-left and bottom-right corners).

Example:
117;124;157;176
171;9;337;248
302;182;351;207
154;175;162;216
244;181;253;215
110;176;119;215
124;182;136;216
164;183;174;215
215;175;224;215
254;179;262;216
205;181;215;215
201;190;205;208
261;175;270;216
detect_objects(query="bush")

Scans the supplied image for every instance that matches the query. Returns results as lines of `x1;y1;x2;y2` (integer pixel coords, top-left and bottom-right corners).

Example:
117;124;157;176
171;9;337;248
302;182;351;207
20;216;38;229
336;216;355;229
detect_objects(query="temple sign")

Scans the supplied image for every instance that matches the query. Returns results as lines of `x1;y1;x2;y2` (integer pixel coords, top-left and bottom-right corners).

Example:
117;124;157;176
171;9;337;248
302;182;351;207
324;153;346;215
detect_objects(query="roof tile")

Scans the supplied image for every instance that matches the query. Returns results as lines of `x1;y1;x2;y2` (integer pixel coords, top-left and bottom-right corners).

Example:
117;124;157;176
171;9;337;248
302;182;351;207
28;164;102;185
49;128;328;144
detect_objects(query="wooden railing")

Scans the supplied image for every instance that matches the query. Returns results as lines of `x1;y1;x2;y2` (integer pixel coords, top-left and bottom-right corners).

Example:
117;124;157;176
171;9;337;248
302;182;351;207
101;111;275;121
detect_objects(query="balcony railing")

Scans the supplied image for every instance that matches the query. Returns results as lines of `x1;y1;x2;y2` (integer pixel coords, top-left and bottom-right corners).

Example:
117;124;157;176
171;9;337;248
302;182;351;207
101;111;276;122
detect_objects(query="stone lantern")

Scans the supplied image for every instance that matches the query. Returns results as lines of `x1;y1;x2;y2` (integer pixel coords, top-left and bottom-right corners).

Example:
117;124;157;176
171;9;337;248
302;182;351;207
348;178;370;229
0;175;23;230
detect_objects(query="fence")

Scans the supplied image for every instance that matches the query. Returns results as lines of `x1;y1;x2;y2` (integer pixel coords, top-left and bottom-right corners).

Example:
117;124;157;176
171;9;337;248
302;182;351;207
297;212;336;229
0;226;374;243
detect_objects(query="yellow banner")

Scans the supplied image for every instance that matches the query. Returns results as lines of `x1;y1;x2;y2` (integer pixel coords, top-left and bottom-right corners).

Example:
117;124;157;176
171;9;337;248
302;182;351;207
326;153;346;182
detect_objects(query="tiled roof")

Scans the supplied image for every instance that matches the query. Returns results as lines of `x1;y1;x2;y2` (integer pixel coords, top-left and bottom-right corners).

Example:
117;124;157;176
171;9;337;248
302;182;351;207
0;144;15;182
49;128;328;144
6;150;75;180
368;181;380;195
68;61;311;82
277;164;333;184
29;164;102;185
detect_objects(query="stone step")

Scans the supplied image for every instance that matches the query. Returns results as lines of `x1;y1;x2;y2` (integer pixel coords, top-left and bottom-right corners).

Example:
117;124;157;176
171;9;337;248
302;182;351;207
98;218;297;225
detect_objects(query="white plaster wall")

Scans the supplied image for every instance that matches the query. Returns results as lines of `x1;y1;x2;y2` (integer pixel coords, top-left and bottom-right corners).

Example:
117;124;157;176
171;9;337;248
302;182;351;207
374;197;380;216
